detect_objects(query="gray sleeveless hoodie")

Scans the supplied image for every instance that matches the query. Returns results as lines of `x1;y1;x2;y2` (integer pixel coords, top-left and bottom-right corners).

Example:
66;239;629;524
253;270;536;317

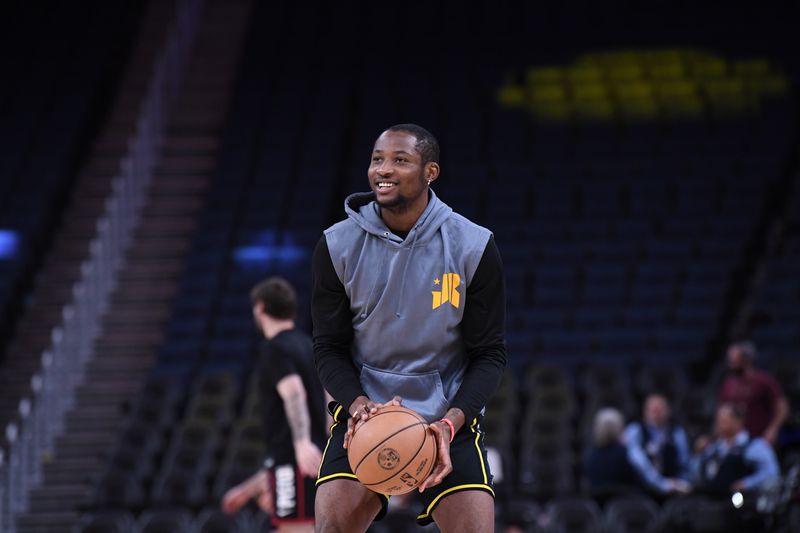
324;189;491;422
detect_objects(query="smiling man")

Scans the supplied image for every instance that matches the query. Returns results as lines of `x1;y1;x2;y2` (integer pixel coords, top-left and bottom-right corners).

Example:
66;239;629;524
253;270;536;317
311;124;507;532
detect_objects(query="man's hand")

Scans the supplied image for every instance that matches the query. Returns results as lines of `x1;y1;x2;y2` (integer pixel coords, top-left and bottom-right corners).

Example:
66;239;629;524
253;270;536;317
763;426;779;446
294;439;323;477
343;395;402;449
666;478;692;495
418;422;453;492
694;435;711;454
221;470;272;515
731;480;746;492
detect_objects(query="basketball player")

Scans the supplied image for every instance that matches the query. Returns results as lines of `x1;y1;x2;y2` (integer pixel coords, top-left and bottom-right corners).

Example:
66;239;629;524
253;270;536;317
222;277;327;532
312;124;507;532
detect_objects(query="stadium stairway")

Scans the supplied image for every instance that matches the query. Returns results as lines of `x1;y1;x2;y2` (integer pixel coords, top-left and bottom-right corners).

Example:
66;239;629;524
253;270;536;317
13;1;251;531
0;0;175;448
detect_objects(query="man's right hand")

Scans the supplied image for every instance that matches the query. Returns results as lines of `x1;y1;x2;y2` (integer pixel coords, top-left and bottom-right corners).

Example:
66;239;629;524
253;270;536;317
343;395;402;449
694;434;711;454
294;438;323;477
666;478;692;495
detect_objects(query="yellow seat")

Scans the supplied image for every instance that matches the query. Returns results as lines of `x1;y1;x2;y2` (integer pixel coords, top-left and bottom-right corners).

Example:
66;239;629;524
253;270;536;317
656;79;698;99
529;83;568;103
733;59;772;77
703;78;751;115
618;97;659;119
530;100;573;121
497;84;527;107
526;67;563;86
572;98;615;120
612;80;658;118
612;80;654;100
689;57;728;80
566;65;603;84
655;80;704;117
528;82;571;120
606;62;645;82
571;82;609;102
649;61;685;80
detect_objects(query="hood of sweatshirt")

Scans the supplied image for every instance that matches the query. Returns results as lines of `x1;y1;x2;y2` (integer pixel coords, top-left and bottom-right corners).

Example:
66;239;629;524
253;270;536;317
343;189;453;246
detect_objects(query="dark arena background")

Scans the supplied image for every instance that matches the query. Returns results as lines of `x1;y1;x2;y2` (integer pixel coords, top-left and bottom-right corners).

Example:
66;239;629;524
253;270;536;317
0;0;799;532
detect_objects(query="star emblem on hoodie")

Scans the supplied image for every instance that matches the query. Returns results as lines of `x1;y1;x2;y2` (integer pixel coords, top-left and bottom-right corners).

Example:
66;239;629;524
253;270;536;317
432;273;461;309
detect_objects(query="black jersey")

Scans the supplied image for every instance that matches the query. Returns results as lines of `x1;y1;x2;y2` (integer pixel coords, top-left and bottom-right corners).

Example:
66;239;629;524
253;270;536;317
258;328;327;465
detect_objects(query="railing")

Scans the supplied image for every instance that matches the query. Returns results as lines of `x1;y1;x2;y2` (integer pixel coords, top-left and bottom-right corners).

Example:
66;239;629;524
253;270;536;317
0;0;204;529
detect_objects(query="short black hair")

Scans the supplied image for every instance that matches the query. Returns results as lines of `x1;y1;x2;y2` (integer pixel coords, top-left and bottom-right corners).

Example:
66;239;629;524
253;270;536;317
385;123;440;165
250;277;296;319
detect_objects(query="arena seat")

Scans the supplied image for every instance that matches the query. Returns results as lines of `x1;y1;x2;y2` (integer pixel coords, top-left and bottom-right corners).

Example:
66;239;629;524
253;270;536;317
603;497;659;533
74;510;137;533
194;507;242;533
137;508;193;533
543;497;603;533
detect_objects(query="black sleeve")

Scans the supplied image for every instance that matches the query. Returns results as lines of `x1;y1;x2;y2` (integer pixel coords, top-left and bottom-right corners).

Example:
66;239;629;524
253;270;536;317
311;235;366;412
450;237;507;423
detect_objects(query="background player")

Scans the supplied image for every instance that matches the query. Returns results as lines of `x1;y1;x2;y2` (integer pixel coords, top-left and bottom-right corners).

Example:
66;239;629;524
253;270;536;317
222;277;327;532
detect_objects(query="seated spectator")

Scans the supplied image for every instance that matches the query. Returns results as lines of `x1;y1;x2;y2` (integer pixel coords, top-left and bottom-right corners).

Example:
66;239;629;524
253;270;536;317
693;403;780;496
583;408;639;492
625;394;692;495
718;340;788;445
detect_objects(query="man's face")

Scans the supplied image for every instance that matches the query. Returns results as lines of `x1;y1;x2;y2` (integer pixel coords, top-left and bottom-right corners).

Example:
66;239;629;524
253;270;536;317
368;130;431;212
727;346;748;374
714;406;742;439
644;396;669;427
252;304;264;333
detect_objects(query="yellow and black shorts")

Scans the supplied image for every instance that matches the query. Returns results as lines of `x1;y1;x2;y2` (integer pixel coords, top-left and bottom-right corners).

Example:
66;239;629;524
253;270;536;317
316;402;495;526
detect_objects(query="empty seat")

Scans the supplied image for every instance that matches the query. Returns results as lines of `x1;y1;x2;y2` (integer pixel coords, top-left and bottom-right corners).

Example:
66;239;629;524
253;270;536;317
572;308;616;329
138;509;194;533
75;511;137;533
580;365;630;395
545;497;603;533
92;471;146;508
194;507;242;533
540;332;590;355
519;457;575;499
150;468;209;506
603;497;659;533
525;365;571;394
528;388;577;418
633;364;688;401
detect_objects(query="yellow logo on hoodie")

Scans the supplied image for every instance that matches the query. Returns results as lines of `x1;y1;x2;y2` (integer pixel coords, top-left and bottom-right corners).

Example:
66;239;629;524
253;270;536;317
432;273;461;309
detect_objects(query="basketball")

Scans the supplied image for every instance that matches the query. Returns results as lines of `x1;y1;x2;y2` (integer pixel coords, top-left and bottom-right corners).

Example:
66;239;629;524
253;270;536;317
347;405;437;495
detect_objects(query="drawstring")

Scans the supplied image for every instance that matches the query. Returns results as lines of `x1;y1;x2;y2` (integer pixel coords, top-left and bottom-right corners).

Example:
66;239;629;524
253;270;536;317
440;224;452;287
395;224;421;318
360;232;390;318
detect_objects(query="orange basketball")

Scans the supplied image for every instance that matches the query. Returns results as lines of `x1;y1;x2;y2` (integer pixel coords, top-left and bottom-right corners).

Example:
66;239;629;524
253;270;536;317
347;405;437;495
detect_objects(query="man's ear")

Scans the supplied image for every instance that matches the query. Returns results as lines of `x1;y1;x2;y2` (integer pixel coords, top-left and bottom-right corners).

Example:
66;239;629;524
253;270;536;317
425;162;440;183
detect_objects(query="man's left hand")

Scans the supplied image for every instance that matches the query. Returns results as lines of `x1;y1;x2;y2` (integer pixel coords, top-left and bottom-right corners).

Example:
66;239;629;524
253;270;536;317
294;439;323;478
418;421;453;492
221;470;273;515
